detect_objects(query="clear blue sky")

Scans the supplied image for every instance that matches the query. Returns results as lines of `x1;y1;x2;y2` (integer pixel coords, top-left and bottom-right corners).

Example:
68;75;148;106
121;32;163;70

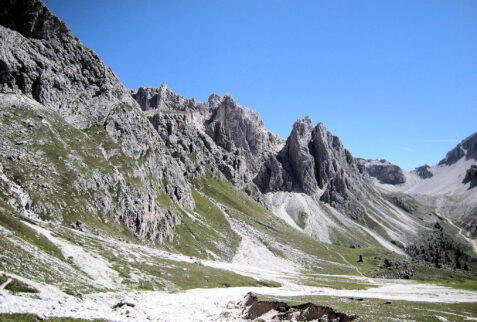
43;0;477;170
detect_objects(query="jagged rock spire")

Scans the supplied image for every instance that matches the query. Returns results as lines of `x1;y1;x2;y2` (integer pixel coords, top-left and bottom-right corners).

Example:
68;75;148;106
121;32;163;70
254;116;368;214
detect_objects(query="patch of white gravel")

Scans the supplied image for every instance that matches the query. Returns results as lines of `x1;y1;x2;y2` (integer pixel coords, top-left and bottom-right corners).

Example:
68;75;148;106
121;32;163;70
23;222;120;290
229;222;300;276
263;191;335;243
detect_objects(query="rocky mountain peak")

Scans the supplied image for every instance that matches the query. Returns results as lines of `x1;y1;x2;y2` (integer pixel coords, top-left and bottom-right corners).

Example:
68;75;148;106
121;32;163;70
439;132;477;166
204;93;284;175
284;117;316;194
0;0;136;130
131;84;199;112
132;84;285;181
0;0;71;40
207;93;221;107
291;116;314;138
255;116;369;215
414;164;433;179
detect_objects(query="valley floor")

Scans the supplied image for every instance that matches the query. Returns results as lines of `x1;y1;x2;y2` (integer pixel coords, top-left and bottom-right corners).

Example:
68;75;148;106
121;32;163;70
1;211;477;321
2;262;477;321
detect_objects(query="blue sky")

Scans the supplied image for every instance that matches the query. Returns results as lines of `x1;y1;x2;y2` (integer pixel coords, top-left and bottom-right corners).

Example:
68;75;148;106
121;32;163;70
44;0;476;170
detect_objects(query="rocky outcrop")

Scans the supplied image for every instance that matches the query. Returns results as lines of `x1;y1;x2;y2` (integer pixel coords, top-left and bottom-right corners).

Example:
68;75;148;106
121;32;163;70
463;165;477;189
358;159;406;185
242;292;358;321
414;164;433;179
385;193;418;213
131;84;206;112
439;132;477;166
255;117;369;213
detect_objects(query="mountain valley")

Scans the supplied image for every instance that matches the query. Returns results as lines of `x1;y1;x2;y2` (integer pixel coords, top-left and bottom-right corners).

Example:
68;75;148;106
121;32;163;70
0;1;476;321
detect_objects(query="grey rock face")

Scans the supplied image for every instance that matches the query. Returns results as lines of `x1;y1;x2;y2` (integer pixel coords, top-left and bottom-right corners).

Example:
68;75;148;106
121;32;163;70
367;164;405;185
312;122;357;189
439;132;477;166
0;0;69;40
0;5;135;130
463;165;477;189
204;94;284;175
131;84;204;112
131;85;284;188
146;109;248;187
358;159;406;185
285;117;318;194
255;117;369;213
0;0;195;243
414;164;433;179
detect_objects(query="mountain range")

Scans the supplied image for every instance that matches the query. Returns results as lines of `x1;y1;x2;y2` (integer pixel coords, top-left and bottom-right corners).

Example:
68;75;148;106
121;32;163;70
0;0;476;321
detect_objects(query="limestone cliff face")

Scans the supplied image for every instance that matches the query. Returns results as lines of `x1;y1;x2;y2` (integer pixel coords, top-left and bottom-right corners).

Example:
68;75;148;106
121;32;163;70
0;0;136;130
0;0;194;243
131;85;284;189
146;108;248;187
254;117;369;214
285;117;317;194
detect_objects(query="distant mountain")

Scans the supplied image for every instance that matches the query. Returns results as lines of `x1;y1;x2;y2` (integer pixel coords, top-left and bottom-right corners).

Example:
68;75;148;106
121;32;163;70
361;132;477;236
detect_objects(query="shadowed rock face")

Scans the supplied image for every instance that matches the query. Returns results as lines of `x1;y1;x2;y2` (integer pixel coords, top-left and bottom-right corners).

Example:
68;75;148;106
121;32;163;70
463;165;477;189
357;159;406;185
367;163;406;185
0;0;69;40
439;132;477;166
415;164;433;179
